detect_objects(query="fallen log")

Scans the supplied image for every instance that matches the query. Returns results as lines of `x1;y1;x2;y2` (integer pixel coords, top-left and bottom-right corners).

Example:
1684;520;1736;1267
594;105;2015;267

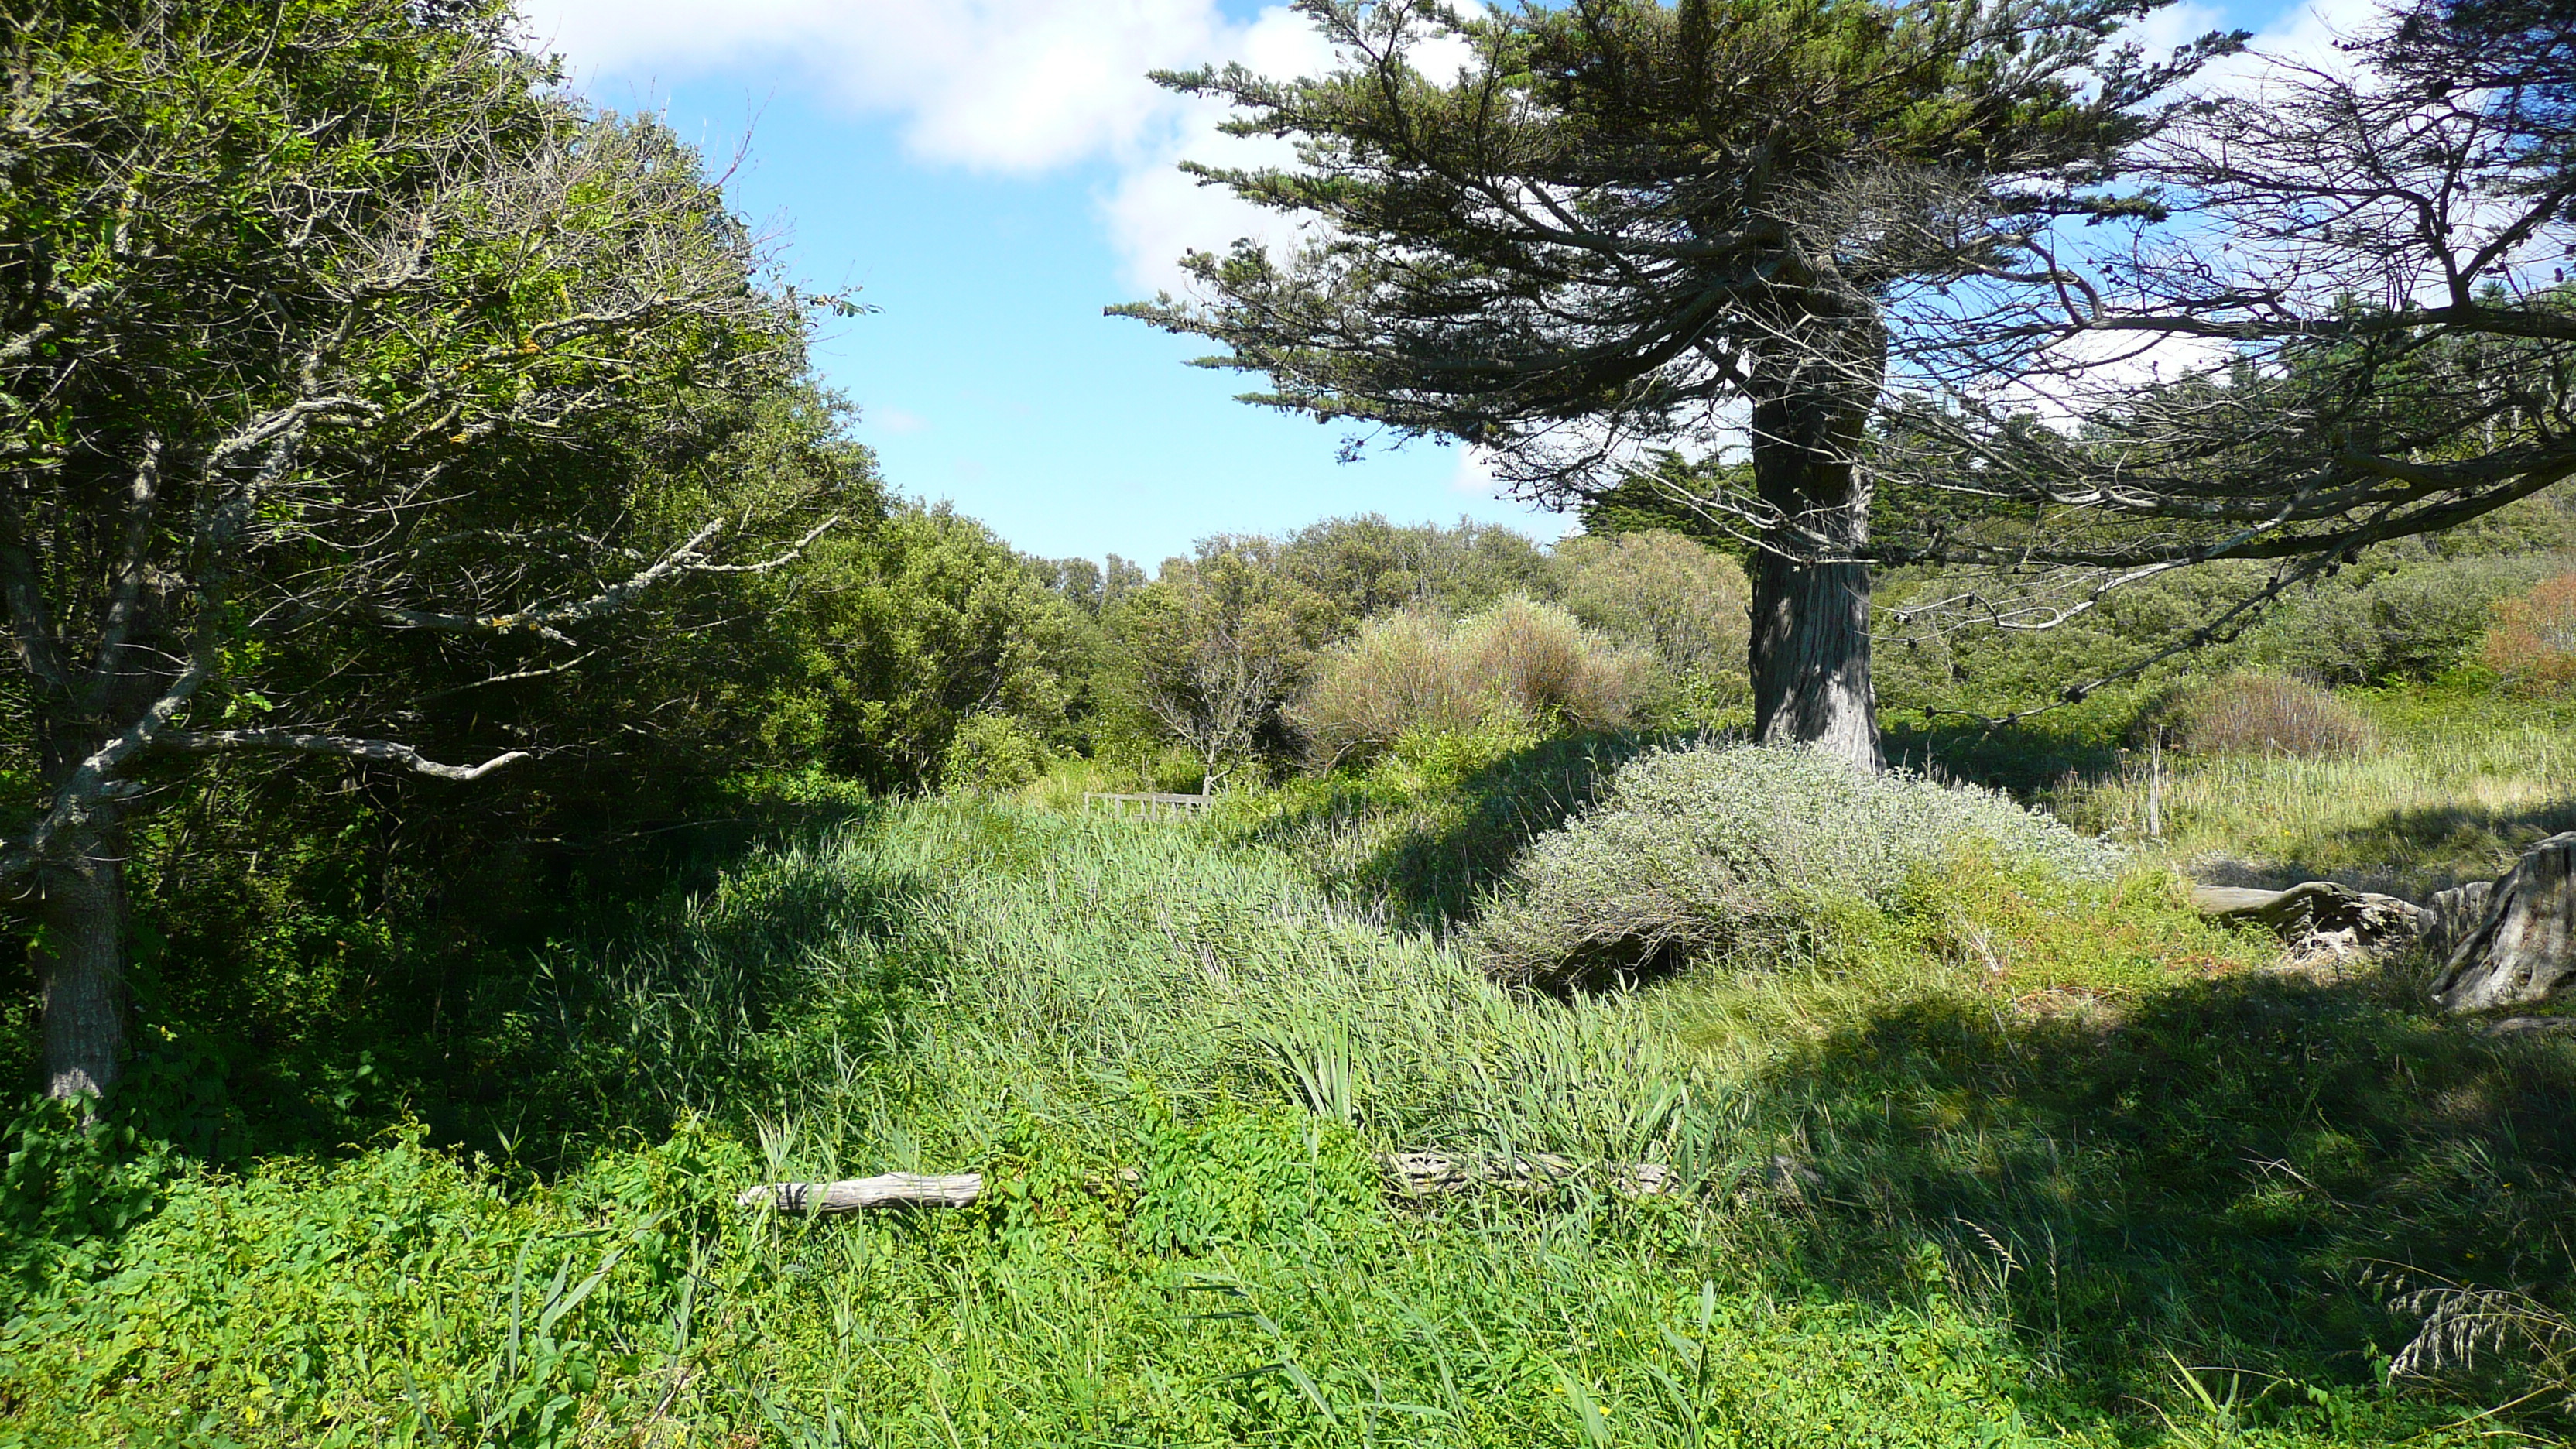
2480;1016;2576;1039
2189;880;2428;939
1381;1150;1673;1199
735;1173;985;1213
2189;879;2427;959
739;1153;1676;1214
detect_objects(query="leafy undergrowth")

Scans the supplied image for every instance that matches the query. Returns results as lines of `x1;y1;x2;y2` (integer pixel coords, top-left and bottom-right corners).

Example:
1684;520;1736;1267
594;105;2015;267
2;800;2568;1445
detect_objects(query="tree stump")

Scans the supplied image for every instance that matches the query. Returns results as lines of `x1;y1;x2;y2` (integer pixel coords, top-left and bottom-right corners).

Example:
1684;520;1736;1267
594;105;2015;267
2425;879;2495;961
2429;832;2576;1013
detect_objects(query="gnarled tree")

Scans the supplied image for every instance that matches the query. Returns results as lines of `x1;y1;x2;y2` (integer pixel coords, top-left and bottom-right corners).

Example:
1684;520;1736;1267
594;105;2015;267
2;0;840;1100
1115;0;2236;769
1852;0;2576;700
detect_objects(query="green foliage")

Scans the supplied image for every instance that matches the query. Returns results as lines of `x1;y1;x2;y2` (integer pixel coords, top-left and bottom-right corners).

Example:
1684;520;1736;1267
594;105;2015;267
943;714;1054;796
795;503;1098;787
1101;536;1338;783
1552;529;1755;726
2;795;2556;1444
1551;530;1752;682
1474;743;2121;986
1875;563;2267;729
2252;553;2563;685
1276;514;1555;619
1129;1103;1380;1258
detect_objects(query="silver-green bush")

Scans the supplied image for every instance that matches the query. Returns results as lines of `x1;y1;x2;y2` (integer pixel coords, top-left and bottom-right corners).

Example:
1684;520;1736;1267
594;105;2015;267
1473;742;2120;985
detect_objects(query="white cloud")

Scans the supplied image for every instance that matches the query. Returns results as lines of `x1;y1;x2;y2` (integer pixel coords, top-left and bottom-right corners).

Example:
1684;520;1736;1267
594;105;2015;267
1449;446;1502;498
868;405;929;435
516;0;1476;301
518;0;1244;173
1097;5;1339;296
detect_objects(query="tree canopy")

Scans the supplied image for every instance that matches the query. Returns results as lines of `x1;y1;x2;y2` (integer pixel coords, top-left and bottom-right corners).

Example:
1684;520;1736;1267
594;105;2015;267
2;0;848;1098
1116;0;2240;767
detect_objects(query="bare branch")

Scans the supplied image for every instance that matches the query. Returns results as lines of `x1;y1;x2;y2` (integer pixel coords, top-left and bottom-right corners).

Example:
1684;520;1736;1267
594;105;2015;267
158;729;530;782
372;515;841;641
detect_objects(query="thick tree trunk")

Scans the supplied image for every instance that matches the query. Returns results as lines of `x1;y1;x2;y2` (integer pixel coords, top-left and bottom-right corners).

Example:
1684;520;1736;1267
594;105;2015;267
1751;547;1879;770
1748;324;1886;772
37;827;129;1101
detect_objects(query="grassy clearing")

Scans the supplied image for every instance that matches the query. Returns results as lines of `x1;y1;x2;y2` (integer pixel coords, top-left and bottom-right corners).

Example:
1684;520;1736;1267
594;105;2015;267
2069;684;2576;896
5;783;2571;1444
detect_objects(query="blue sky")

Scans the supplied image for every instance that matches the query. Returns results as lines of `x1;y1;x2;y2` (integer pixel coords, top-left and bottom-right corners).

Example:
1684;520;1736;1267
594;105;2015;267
518;0;2348;570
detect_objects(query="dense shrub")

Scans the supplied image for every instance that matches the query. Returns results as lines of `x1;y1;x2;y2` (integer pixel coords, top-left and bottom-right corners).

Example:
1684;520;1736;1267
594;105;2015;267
2254;554;2561;683
799;503;1099;786
1279;514;1554;619
1550;529;1752;683
1290;598;1652;766
2161;673;2376;758
2482;570;2576;694
1473;744;2119;986
1871;560;2269;728
942;714;1052;794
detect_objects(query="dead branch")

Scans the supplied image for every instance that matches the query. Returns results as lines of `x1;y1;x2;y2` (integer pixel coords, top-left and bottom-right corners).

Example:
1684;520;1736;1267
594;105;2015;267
157;730;530;783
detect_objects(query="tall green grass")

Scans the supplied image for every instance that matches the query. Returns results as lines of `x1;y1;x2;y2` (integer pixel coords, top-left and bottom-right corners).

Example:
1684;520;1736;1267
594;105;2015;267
2071;685;2576;896
2;796;2564;1444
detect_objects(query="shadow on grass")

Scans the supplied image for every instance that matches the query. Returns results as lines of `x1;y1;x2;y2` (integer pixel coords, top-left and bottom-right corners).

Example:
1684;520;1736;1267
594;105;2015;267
1758;964;2576;1414
2193;797;2576;898
1882;719;2128;799
1231;733;1656;930
110;800;945;1177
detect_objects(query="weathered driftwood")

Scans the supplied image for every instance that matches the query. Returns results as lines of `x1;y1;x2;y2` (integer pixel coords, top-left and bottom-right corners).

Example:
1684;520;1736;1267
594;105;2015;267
742;1153;1676;1214
2189;880;2427;959
1084;790;1212;816
1381;1151;1673;1199
735;1173;985;1213
2426;880;2496;961
2430;832;2576;1013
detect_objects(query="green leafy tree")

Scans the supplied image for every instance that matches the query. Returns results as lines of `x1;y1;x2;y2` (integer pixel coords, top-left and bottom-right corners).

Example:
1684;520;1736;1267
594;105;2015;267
1;0;842;1099
799;505;1097;788
1279;515;1553;619
1116;0;2232;769
1108;539;1337;787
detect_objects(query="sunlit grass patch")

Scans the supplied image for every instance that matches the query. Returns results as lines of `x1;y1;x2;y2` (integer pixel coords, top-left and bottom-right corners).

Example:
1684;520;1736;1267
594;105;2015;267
2071;684;2576;896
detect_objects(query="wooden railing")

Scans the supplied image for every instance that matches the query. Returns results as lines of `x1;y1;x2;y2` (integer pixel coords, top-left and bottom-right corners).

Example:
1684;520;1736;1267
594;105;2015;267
1082;790;1213;816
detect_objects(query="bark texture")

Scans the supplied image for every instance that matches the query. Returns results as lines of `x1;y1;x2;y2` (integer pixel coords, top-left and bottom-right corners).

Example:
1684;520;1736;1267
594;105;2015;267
1751;549;1880;770
2430;832;2576;1012
1749;334;1885;772
37;829;128;1101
